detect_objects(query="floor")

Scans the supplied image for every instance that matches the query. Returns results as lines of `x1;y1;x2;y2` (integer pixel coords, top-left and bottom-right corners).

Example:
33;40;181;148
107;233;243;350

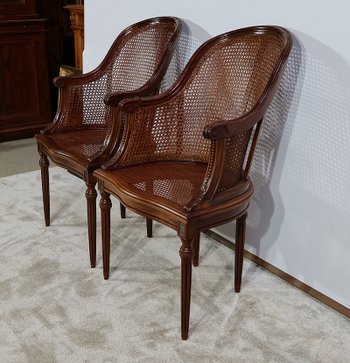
1;166;350;362
0;138;40;178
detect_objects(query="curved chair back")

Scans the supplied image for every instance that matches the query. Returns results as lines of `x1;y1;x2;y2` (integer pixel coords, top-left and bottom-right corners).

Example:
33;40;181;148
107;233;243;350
56;17;181;131
113;26;292;194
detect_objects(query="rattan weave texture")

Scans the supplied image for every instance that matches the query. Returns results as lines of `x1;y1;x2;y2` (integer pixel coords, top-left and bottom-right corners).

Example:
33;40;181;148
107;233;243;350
44;130;107;163
53;21;178;139
107;161;207;210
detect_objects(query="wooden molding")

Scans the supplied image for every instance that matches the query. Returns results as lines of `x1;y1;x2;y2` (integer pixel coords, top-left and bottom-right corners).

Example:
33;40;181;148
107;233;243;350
205;230;350;319
64;5;84;68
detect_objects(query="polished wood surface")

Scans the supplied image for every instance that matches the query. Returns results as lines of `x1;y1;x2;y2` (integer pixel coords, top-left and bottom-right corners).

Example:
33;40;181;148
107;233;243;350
95;25;292;339
0;1;51;141
64;4;83;68
39;150;50;226
0;0;38;20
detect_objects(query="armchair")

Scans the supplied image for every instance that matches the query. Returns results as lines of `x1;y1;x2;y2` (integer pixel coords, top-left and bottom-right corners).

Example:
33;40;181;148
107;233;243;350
94;25;292;339
36;17;181;268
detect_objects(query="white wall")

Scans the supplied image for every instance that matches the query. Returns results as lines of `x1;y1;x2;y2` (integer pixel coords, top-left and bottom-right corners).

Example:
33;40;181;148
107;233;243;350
84;0;350;308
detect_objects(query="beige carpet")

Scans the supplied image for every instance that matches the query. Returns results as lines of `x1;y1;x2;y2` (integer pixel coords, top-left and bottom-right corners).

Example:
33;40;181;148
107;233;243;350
0;138;39;178
0;168;349;362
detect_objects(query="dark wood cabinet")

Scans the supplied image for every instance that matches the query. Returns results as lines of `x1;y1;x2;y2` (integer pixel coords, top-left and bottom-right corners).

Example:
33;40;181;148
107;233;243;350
0;0;52;142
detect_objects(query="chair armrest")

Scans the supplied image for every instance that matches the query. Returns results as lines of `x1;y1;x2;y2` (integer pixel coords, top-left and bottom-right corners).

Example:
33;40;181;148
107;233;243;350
105;81;182;114
185;110;264;211
53;64;107;88
203;104;265;140
104;84;158;108
42;70;113;135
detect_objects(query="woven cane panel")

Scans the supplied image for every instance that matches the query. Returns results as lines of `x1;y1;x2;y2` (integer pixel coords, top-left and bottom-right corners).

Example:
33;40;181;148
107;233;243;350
45;130;107;162
116;33;285;175
111;162;207;208
54;22;176;133
217;130;252;192
109;25;175;91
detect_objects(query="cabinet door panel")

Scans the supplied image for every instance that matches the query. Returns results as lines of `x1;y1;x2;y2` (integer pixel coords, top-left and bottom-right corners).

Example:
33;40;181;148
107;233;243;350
0;40;37;116
0;20;51;141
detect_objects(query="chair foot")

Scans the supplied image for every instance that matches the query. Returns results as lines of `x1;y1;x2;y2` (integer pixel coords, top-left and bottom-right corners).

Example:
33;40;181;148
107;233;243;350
39;151;50;226
120;203;126;219
85;173;97;268
146;218;153;238
234;213;247;293
100;190;112;279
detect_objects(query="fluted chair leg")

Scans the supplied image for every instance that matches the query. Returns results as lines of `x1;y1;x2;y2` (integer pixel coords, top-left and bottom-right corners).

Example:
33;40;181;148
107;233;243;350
192;232;200;267
85;173;97;268
39;151;50;227
234;213;247;293
100;191;112;280
146;218;153;238
179;235;194;340
120;203;126;219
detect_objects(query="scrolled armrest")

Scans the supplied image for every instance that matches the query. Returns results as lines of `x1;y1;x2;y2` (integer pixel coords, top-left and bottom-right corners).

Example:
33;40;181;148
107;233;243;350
104;75;164;107
104;91;137;107
203;106;265;140
116;91;174;113
53;65;106;88
54;74;86;88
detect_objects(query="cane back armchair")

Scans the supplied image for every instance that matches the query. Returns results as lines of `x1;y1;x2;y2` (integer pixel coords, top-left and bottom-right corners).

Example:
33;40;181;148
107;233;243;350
35;17;181;268
94;26;292;339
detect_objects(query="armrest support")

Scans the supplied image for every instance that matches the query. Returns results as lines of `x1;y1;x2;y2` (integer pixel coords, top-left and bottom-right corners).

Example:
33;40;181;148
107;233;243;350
184;138;226;212
186;110;264;211
87;108;124;167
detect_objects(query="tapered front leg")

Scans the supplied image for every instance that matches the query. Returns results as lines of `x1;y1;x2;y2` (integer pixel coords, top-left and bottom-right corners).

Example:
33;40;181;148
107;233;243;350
179;235;194;340
84;172;97;268
192;232;200;267
146;218;153;238
120;203;126;219
234;213;247;293
100;190;112;280
39;151;50;226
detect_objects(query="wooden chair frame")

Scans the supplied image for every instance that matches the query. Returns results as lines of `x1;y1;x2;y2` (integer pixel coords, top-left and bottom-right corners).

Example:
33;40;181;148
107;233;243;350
95;25;292;339
35;17;181;267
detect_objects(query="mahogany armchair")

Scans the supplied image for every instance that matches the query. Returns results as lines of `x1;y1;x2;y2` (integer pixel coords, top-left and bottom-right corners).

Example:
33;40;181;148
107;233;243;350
94;26;292;339
36;17;181;268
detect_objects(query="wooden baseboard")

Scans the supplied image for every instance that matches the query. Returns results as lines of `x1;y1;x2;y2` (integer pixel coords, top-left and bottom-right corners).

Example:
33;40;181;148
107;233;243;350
204;230;350;319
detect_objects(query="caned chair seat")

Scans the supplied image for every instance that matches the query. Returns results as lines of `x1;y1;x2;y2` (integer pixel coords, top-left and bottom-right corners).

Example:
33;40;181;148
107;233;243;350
36;130;107;169
97;162;207;215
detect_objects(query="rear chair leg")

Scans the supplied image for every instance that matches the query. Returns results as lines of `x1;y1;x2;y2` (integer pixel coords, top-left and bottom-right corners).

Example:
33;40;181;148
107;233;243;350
234;213;247;293
120;203;126;219
85;172;97;268
100;190;112;280
192;232;200;267
146;218;153;238
39;151;50;226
